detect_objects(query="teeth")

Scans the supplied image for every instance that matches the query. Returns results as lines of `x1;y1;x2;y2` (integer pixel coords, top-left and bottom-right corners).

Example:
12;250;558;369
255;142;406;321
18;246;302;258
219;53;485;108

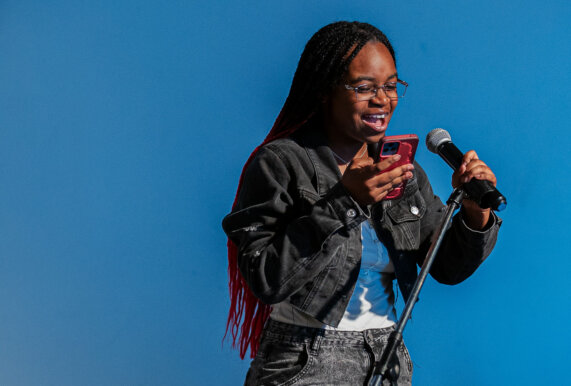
369;114;386;119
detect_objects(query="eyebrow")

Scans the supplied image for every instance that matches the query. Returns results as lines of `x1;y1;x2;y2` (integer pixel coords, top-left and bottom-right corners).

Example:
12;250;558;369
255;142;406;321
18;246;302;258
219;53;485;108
349;72;398;84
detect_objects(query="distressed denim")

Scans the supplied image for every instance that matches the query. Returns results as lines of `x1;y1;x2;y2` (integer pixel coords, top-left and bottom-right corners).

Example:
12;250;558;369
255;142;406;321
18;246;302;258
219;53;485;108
245;320;412;386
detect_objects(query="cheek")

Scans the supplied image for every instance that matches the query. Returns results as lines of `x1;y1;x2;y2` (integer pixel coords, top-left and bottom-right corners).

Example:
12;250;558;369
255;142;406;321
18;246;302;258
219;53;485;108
339;104;362;122
351;102;369;117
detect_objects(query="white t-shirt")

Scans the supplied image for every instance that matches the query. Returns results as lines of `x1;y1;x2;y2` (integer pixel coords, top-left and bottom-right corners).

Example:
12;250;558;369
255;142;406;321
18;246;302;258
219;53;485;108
270;220;397;330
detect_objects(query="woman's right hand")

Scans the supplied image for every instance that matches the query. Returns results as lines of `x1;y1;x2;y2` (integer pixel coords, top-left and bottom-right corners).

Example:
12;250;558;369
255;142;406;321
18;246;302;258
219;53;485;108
341;154;414;206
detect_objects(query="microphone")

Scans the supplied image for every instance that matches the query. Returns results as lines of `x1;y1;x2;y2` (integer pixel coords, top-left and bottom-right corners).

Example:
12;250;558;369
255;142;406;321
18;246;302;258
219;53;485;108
426;128;507;211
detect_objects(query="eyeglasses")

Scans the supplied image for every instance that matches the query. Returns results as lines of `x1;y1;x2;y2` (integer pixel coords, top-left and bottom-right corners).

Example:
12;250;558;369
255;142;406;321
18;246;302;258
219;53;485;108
344;79;408;101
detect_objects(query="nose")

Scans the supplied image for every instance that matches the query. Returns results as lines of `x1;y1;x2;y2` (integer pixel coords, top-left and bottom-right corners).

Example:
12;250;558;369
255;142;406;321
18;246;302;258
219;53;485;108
370;89;391;105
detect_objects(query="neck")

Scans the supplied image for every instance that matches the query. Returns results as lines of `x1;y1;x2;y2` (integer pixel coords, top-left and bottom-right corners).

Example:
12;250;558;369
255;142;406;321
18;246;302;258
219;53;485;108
329;141;367;165
321;121;367;164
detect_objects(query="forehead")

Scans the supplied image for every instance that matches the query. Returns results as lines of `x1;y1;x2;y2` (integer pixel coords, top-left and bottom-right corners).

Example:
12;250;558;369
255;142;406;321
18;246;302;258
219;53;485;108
346;41;397;82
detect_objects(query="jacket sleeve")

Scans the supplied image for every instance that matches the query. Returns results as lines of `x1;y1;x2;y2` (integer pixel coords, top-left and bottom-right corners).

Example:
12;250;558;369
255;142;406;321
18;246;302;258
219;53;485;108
416;163;502;284
222;145;367;304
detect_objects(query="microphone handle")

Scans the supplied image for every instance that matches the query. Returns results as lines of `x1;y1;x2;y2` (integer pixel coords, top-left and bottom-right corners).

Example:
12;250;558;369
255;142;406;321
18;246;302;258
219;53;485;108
437;142;507;211
438;141;464;170
464;179;505;210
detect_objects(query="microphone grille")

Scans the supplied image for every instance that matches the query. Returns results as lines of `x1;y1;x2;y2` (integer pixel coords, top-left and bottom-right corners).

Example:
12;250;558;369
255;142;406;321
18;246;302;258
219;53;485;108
426;128;452;153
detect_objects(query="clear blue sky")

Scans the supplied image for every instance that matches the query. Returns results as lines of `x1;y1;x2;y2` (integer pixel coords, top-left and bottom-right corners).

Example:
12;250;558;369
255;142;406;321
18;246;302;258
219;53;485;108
0;1;569;385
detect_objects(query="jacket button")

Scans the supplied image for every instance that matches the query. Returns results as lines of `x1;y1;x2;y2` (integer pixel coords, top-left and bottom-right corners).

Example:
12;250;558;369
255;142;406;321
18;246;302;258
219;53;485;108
410;206;419;216
346;208;357;218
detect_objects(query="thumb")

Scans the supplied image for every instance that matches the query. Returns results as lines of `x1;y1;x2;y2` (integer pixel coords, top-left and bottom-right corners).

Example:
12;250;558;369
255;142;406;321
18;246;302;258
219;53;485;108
348;153;373;169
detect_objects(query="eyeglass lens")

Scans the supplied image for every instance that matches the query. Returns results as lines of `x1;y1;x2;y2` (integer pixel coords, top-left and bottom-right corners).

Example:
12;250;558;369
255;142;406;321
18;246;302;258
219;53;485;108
357;83;406;100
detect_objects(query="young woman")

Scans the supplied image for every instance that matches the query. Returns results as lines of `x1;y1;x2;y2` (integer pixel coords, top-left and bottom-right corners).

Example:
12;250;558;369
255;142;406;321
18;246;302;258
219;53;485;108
222;21;501;385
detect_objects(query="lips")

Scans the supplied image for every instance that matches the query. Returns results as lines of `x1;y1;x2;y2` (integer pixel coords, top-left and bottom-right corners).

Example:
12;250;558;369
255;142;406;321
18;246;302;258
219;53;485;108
362;113;388;132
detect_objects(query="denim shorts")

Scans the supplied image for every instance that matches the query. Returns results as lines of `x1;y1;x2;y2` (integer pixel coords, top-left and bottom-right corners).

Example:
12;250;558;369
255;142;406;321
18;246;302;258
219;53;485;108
244;319;413;386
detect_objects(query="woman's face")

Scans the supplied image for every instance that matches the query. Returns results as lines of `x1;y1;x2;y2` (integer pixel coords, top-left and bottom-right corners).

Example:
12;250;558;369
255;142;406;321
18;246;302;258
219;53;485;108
323;41;398;148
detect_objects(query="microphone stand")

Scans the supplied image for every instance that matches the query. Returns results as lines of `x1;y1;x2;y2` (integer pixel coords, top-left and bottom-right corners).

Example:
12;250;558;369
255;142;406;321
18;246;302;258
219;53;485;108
369;187;466;386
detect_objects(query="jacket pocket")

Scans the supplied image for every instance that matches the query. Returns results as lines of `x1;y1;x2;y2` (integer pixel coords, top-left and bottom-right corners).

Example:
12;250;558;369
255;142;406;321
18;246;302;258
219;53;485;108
385;179;426;250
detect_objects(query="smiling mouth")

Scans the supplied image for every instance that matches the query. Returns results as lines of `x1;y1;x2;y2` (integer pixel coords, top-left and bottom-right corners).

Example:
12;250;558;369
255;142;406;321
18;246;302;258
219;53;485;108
362;114;388;132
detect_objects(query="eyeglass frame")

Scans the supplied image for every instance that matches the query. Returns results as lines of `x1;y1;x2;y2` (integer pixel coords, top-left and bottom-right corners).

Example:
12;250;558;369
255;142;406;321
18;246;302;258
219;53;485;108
343;79;408;101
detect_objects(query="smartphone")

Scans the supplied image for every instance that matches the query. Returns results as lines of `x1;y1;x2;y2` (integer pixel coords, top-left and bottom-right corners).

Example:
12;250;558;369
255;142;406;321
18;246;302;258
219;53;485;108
378;134;419;200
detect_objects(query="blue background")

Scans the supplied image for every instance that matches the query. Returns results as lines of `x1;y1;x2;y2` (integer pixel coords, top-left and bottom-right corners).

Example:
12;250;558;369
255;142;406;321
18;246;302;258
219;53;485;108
0;1;569;385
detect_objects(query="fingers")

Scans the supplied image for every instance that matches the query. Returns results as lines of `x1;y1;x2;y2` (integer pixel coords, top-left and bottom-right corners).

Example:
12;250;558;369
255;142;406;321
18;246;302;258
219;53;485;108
353;153;410;178
348;155;374;169
452;150;497;188
341;154;415;205
358;164;414;202
455;150;478;175
353;181;400;203
462;162;496;185
369;164;414;188
372;154;402;174
462;149;479;165
369;179;405;201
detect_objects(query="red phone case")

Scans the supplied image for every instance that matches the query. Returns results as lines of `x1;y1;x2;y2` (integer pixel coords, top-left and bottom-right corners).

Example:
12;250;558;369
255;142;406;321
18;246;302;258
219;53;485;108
379;134;419;200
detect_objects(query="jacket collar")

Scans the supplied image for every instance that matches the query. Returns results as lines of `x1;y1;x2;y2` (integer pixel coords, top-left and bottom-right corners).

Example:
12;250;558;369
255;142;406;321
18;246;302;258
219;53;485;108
293;123;343;196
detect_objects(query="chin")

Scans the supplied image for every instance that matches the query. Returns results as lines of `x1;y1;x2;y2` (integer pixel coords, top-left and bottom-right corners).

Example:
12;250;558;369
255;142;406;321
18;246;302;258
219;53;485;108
365;129;387;143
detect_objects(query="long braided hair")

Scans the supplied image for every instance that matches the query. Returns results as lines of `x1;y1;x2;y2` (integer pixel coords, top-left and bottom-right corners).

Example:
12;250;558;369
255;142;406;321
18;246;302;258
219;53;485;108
226;21;397;359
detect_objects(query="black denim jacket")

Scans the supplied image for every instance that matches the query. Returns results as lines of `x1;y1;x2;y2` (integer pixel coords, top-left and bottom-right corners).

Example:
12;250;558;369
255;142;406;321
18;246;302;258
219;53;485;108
222;126;501;327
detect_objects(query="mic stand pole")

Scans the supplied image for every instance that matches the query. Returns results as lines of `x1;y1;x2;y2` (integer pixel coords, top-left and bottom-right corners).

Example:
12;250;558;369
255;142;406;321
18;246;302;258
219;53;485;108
369;188;466;386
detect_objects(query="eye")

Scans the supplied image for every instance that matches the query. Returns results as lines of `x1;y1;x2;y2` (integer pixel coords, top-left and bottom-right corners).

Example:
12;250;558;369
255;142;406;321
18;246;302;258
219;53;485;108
355;84;375;93
383;82;397;91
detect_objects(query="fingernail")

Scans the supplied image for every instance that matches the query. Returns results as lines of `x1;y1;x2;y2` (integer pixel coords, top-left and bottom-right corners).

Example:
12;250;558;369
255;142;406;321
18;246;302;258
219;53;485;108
393;154;401;161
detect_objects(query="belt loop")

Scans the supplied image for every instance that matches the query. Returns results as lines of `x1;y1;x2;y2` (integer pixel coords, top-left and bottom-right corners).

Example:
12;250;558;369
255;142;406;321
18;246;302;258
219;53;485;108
310;329;324;353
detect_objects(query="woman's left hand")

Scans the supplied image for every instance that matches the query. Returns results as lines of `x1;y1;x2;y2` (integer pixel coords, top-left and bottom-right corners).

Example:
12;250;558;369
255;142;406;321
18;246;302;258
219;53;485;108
451;150;496;230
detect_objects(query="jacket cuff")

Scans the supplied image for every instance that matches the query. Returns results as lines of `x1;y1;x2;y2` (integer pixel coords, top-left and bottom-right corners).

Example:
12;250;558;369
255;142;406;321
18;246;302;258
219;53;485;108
457;209;502;240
